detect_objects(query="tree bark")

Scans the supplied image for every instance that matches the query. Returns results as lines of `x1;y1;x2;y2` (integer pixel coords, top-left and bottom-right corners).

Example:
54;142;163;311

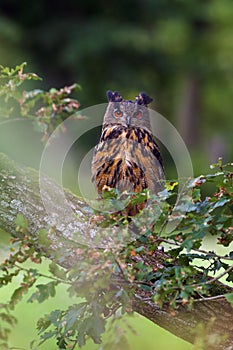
0;153;233;350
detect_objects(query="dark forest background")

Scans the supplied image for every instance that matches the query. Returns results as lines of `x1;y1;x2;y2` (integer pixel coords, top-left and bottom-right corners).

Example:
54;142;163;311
0;0;232;173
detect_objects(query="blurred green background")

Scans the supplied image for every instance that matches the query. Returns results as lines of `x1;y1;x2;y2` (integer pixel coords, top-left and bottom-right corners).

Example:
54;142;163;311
0;0;232;348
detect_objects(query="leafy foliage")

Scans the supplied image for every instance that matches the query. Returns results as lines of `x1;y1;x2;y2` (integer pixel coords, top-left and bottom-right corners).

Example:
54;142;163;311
0;64;232;349
0;62;81;142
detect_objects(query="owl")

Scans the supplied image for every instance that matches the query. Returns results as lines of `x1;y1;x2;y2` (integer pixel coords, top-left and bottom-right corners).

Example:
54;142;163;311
91;90;165;216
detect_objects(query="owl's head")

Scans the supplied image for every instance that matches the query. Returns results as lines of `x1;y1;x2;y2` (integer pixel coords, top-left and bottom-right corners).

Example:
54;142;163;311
103;90;153;131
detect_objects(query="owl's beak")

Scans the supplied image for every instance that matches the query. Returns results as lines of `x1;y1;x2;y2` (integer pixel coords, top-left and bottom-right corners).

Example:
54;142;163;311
126;116;131;126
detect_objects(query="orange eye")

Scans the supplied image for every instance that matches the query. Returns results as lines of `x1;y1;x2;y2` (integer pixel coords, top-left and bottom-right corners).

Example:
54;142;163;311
134;110;143;119
114;109;123;118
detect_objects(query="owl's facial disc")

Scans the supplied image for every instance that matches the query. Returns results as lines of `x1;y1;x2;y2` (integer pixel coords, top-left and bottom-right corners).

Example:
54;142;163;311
110;100;149;129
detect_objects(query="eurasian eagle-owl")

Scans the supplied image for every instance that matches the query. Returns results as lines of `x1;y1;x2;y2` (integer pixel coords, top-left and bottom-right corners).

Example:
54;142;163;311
91;90;165;215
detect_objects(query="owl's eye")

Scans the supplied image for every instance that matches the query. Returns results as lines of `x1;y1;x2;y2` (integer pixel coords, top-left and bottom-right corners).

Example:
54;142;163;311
114;109;123;118
134;109;143;119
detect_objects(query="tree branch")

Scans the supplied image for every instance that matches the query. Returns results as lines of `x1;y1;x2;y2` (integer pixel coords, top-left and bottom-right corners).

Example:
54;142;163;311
0;153;233;350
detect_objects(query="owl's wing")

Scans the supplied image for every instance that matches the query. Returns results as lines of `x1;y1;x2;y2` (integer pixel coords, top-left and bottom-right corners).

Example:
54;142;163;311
131;138;165;194
121;127;165;194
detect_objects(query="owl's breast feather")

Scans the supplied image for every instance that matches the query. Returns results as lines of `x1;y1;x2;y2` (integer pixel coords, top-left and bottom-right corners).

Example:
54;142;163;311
92;124;165;196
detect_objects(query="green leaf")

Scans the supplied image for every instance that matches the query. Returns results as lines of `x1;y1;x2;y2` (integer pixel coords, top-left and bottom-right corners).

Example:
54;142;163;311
49;262;67;280
77;320;87;347
226;270;233;283
192;188;201;202
165;181;178;191
64;303;87;332
10;286;28;308
28;281;57;303
86;314;105;344
102;187;119;199
37;315;52;334
37;229;52;247
0;313;17;326
14;214;28;232
167;247;183;258
64;310;79;332
158;189;171;200
131;189;149;205
48;309;63;326
56;336;67;349
210;199;230;211
224;293;233;307
39;331;57;345
178;255;190;266
0;342;11;350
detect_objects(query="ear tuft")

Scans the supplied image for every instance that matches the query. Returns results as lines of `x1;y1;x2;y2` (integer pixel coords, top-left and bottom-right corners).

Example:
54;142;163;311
106;90;123;102
136;92;153;106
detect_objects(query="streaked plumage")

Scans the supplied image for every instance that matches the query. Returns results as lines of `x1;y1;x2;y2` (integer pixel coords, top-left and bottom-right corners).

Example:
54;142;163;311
92;91;165;215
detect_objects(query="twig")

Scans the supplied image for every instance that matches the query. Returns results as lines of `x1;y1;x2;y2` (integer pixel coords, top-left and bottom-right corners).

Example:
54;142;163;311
205;265;233;285
193;294;226;302
70;340;78;350
161;238;233;261
14;263;72;285
188;264;233;289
